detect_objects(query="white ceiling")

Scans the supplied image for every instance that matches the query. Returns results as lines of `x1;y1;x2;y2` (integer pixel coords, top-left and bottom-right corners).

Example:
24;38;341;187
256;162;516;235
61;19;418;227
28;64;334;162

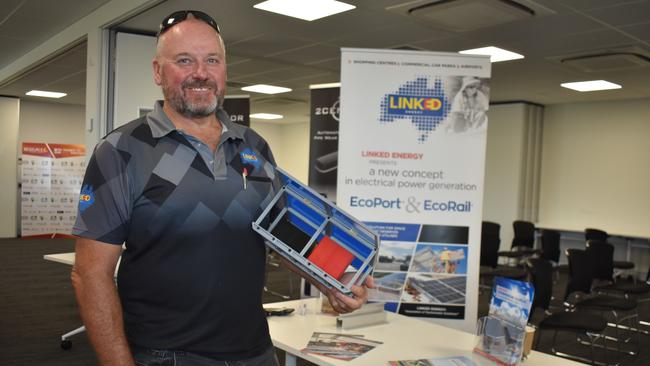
1;0;649;124
0;0;109;104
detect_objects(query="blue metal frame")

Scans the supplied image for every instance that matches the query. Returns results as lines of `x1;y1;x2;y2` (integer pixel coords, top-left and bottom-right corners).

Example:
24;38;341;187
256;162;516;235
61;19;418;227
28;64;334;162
252;167;379;296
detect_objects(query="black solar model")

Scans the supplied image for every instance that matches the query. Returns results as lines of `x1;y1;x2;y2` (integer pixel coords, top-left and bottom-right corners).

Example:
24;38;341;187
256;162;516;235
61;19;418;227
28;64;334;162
252;167;379;296
409;276;466;304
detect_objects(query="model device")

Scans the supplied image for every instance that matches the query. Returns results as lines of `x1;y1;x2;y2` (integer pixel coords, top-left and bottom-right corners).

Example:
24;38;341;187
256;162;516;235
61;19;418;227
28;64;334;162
252;167;378;297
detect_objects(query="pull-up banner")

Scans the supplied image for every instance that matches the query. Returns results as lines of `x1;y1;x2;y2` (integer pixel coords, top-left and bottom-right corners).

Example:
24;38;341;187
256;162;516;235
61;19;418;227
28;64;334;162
338;48;491;332
308;86;340;202
21;142;86;237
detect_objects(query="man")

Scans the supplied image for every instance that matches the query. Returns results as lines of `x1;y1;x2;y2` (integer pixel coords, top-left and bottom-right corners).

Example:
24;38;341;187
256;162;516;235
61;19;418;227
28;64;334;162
71;10;372;366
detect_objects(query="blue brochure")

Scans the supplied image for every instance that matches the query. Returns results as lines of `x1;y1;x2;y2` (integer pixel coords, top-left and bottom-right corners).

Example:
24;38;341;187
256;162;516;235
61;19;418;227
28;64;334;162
489;277;535;328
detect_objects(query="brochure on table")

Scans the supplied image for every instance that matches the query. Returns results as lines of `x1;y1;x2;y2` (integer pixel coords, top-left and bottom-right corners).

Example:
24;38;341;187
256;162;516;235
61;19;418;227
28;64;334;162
389;355;478;366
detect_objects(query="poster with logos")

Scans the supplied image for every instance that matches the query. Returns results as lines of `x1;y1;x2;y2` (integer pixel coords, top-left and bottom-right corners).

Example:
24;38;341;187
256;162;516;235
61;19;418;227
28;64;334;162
21;143;86;237
308;86;340;202
338;48;491;332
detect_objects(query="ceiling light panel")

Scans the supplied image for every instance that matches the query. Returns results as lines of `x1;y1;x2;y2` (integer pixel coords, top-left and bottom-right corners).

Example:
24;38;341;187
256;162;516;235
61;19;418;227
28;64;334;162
250;113;283;119
309;82;341;89
459;46;524;62
253;0;355;21
25;90;67;98
560;80;622;92
241;84;292;94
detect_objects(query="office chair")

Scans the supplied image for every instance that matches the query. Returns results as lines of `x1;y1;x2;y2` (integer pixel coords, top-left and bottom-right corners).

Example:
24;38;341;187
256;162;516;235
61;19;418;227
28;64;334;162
479;221;526;289
525;257;609;365
585;228;635;282
497;220;540;265
264;251;293;300
586;240;650;336
587;240;650;298
565;249;640;356
540;229;562;282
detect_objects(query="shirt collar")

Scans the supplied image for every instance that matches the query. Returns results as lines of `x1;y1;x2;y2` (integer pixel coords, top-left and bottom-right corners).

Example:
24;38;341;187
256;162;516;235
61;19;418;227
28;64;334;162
146;100;245;140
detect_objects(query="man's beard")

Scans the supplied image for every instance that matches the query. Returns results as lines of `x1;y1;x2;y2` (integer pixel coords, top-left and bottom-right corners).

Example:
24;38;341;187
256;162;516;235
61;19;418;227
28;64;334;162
163;79;223;118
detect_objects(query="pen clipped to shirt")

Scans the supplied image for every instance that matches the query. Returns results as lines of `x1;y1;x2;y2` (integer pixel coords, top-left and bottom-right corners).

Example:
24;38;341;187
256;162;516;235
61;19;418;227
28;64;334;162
242;167;248;190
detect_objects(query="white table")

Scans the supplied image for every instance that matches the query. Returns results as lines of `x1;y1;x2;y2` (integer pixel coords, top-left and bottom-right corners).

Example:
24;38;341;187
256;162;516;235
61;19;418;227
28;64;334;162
43;255;583;365
44;251;121;274
44;252;85;347
265;298;584;366
44;252;76;265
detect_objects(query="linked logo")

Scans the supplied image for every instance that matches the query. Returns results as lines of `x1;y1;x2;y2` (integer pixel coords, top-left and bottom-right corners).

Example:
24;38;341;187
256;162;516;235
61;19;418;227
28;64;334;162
240;148;260;169
78;185;94;212
379;77;451;143
387;95;444;117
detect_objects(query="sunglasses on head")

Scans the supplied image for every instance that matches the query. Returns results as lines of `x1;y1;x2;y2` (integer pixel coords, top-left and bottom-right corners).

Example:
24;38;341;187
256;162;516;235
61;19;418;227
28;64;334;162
157;10;221;37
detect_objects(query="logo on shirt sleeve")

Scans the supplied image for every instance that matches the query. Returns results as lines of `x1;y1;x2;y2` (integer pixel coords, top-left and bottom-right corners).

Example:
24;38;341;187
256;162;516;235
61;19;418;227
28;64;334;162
79;185;95;212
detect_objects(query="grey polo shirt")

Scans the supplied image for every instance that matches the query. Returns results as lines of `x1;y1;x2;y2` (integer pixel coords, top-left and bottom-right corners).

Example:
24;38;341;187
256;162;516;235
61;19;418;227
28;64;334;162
72;101;280;360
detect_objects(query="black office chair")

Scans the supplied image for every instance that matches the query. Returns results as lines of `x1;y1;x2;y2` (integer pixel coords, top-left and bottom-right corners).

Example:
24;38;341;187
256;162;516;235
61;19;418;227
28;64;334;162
585;228;635;281
565;249;640;356
586;240;650;336
498;220;540;265
263;252;293;300
540;229;563;282
586;239;650;298
525;257;609;365
480;221;526;287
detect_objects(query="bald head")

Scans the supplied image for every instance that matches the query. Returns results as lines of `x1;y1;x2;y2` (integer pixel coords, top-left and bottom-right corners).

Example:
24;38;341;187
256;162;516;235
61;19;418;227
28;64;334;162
153;17;227;118
156;15;225;59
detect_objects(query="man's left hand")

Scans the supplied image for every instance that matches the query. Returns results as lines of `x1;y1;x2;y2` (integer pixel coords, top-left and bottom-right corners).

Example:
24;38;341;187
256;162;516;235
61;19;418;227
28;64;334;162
323;274;375;314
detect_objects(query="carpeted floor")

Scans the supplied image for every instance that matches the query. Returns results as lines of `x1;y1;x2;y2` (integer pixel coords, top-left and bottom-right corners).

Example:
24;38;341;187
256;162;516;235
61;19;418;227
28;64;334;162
1;237;648;365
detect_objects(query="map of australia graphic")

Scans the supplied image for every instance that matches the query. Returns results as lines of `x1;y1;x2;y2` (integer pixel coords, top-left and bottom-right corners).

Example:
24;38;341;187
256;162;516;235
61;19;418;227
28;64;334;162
379;77;451;142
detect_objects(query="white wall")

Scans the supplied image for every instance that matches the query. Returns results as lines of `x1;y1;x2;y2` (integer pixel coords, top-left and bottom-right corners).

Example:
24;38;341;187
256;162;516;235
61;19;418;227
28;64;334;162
0;97;20;237
539;98;650;238
19;101;85;145
113;32;162;128
251;121;309;183
482;103;530;249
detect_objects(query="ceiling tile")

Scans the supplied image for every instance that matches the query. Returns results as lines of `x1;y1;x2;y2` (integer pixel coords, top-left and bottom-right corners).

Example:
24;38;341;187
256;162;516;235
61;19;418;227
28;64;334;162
330;20;453;50
585;1;650;27
555;0;630;12
228;34;315;57
44;71;86;91
227;58;293;77
514;28;636;58
267;43;341;65
0;0;25;21
620;22;650;42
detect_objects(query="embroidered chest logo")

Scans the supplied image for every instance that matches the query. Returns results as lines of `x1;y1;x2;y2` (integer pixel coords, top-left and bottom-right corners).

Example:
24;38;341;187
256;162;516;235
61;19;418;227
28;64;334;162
240;148;261;170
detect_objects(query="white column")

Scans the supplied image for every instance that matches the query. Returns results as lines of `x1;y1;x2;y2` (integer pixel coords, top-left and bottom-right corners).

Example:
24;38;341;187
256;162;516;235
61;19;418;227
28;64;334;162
84;27;110;155
0;96;20;237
